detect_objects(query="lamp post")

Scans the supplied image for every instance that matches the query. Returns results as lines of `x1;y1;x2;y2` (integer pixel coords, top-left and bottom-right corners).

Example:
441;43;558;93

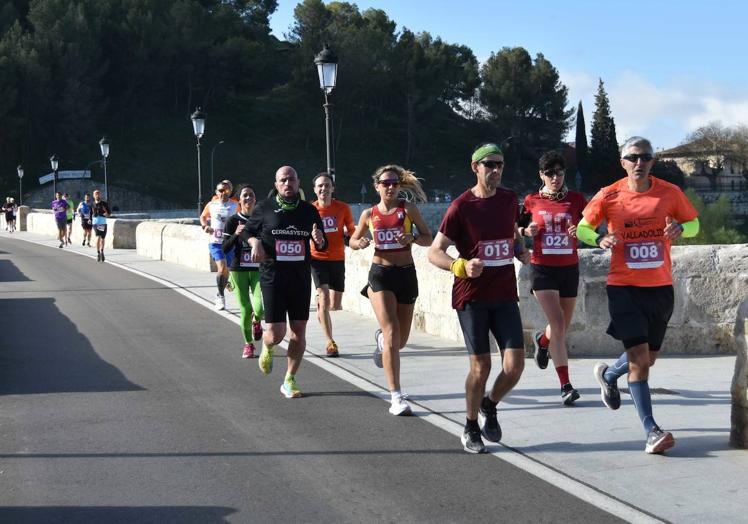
314;44;338;183
191;107;206;215
50;154;59;196
17;165;24;205
210;140;224;192
99;136;110;202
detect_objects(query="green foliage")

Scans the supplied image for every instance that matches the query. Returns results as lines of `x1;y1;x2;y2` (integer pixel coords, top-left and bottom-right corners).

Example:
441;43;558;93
0;0;572;205
651;160;685;188
587;79;624;192
678;188;746;245
573;100;588;189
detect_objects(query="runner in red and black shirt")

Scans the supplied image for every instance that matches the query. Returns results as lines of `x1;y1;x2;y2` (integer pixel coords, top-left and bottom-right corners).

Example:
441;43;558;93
520;151;587;405
428;143;530;454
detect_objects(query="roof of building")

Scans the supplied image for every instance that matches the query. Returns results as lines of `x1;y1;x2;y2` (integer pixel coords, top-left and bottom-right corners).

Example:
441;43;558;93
659;137;732;157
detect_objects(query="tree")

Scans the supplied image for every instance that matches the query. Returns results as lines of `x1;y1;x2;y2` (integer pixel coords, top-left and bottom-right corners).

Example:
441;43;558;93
678;188;746;245
573;101;588;190
588;79;623;191
478;47;572;185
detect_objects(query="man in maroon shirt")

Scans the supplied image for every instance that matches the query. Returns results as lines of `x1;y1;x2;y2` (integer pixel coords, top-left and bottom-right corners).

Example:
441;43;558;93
428;143;530;453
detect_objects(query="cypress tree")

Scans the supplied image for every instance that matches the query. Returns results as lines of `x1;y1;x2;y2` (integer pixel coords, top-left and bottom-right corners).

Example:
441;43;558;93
588;79;624;191
574;100;588;190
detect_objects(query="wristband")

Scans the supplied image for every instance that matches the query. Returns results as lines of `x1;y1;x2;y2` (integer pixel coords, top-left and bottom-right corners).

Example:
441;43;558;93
450;258;469;279
514;241;524;256
519;227;525;237
595;234;603;246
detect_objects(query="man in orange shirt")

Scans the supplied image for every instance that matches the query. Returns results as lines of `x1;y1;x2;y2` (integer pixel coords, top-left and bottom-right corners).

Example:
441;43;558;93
311;173;356;357
577;136;700;454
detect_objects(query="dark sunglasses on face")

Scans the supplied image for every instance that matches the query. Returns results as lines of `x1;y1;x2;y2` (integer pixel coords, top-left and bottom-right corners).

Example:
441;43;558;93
216;187;230;194
542;169;565;178
378;179;400;187
622;153;654;163
480;160;504;170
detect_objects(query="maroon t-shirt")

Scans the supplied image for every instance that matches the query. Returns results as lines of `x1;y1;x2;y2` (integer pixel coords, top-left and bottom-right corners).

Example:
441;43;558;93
439;187;519;310
523;191;587;266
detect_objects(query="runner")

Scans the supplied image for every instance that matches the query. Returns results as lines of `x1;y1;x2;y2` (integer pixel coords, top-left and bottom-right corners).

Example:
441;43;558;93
200;181;239;310
311;172;356;357
9;198;17;233
428;143;529;453
63;192;75;245
576;136;700;454
51;191;69;248
241;166;327;399
222;184;264;359
92;189;111;261
349;165;432;416
77;193;93;247
3;197;15;233
520;151;587;405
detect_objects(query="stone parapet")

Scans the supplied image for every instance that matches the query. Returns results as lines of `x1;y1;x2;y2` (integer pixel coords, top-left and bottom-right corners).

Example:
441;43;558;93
731;305;748;448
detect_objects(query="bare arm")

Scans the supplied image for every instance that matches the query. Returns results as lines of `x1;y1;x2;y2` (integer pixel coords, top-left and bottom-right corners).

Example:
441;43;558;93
405;202;433;247
348;209;372;250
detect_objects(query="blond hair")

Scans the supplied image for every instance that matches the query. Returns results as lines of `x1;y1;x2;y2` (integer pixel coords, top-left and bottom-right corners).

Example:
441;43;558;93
372;164;427;203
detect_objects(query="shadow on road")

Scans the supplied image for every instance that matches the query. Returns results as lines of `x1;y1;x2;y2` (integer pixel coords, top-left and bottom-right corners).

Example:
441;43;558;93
0;259;31;282
0;506;237;523
0;297;143;395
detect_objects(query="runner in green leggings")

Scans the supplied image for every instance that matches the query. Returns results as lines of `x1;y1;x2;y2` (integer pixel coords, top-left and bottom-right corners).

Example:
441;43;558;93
222;185;264;358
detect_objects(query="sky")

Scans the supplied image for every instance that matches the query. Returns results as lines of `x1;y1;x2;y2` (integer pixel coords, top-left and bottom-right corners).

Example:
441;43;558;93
268;0;748;150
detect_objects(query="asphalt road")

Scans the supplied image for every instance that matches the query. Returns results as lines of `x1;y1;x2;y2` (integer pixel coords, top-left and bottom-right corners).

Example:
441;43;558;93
0;238;623;523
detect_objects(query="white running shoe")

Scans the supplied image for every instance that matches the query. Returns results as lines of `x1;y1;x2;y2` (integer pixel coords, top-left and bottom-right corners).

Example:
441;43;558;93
214;294;225;311
388;393;412;416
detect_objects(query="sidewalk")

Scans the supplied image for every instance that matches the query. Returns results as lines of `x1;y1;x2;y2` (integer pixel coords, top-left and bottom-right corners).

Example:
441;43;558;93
4;230;746;523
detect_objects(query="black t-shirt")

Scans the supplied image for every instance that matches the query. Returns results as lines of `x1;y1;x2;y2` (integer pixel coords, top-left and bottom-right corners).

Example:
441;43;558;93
93;200;110;218
223;213;259;272
241;197;327;286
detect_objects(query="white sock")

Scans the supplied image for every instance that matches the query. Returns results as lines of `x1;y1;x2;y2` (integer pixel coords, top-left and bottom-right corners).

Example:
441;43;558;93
377;331;384;349
391;390;402;402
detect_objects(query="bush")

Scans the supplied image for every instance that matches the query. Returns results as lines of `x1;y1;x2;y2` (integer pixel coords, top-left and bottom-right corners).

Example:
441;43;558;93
678;189;746;244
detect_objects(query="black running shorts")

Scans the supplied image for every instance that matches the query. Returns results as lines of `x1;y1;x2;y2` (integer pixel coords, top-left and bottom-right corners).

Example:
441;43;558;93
457;301;524;355
94;224;108;238
311;260;346;292
55;218;67;231
530;264;580;298
361;263;418;305
606;285;674;351
261;272;312;323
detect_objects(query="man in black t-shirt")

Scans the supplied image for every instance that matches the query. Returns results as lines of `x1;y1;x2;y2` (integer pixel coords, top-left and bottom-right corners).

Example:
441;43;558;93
242;166;326;398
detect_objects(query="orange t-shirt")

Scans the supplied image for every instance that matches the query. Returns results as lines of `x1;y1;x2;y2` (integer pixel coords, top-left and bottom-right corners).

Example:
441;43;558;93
582;176;698;287
311;199;355;261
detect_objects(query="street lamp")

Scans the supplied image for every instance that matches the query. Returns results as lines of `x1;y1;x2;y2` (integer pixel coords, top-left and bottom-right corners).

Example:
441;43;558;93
314;44;338;183
50;154;59;196
191;107;206;215
17;165;23;205
210;140;224;192
99;136;110;202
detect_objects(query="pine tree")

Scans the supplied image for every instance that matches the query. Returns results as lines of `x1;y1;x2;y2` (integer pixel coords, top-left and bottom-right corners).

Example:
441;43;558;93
574;100;588;190
588;79;624;191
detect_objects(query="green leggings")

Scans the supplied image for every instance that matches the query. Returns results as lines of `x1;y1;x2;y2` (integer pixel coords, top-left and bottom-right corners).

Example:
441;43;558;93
229;271;264;344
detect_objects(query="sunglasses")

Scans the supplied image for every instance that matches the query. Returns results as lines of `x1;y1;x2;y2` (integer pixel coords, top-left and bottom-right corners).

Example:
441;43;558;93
542;169;565;178
378;179;400;187
480;160;504;170
216;187;230;193
622;153;654;163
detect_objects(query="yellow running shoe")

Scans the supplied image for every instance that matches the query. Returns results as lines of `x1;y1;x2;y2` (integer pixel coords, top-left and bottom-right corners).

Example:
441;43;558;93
280;376;302;398
258;343;274;375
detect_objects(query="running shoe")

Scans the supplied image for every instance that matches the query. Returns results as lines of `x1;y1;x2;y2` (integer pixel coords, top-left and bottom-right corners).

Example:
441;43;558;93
373;328;384;368
326;340;339;358
252;320;263;341
280;376;302;398
561;383;580;406
100;252;105;262
533;331;549;369
388;393;412;416
242;343;256;359
478;396;502;442
258;344;274;375
461;427;487;454
593;362;621;410
214;294;225;311
59;242;64;248
645;426;675;454
82;240;86;246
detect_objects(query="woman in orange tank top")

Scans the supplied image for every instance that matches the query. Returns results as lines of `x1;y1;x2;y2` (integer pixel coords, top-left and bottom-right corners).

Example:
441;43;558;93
349;165;432;416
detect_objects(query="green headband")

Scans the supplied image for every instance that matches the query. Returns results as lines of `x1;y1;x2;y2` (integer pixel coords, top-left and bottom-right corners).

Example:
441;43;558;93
471;143;503;163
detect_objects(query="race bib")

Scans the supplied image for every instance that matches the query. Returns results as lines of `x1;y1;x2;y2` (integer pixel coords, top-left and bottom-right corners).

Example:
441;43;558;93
477;238;514;267
275;239;305;261
541;232;572;254
624;240;664;269
239;248;259;268
212;228;224;242
321;216;338;233
374;227;404;250
95;224;107;232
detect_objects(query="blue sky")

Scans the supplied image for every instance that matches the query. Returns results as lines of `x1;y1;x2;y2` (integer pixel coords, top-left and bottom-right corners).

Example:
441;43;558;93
269;1;748;150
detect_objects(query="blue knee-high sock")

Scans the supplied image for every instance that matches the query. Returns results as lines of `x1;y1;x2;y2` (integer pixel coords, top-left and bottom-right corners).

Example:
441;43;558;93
628;380;656;434
604;352;629;384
